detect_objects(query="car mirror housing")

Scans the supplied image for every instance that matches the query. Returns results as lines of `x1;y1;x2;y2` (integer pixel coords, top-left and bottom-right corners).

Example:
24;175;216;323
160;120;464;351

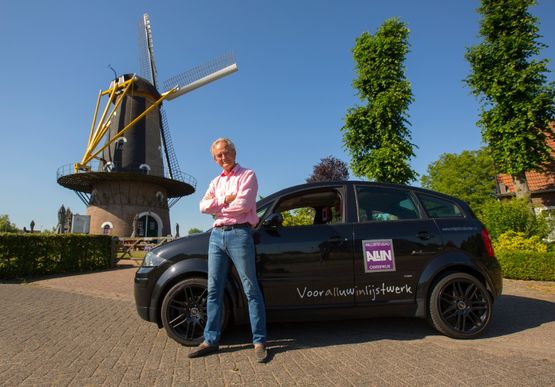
262;213;283;229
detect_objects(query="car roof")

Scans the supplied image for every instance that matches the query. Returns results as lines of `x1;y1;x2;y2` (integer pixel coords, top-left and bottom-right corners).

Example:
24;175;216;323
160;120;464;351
256;180;469;208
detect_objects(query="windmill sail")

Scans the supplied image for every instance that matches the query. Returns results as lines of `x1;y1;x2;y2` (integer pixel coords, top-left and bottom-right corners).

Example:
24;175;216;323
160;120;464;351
159;108;180;179
163;53;237;100
138;13;159;88
160;108;186;208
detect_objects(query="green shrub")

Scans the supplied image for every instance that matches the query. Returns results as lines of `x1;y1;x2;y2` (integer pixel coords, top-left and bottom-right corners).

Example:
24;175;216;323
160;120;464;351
494;231;548;254
492;231;555;281
479;198;550;241
496;250;555;281
0;234;115;279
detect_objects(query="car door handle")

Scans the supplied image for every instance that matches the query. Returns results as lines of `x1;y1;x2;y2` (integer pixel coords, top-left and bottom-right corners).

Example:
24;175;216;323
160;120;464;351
417;231;433;240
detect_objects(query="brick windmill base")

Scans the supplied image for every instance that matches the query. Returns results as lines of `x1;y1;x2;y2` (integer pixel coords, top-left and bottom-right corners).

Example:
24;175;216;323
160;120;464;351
87;180;170;237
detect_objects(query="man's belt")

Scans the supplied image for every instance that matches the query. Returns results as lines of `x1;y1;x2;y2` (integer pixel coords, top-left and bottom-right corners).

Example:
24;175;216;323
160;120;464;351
214;222;251;231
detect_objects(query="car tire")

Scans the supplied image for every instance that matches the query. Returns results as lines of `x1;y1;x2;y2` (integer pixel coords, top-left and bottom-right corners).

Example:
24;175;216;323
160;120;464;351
428;272;492;339
161;277;229;346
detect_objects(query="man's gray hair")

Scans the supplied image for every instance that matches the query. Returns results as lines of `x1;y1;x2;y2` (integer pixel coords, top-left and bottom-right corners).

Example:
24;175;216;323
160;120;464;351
211;137;236;154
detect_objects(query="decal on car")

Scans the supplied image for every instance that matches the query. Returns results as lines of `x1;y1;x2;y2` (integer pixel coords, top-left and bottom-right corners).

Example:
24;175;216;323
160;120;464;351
362;239;396;273
295;283;412;300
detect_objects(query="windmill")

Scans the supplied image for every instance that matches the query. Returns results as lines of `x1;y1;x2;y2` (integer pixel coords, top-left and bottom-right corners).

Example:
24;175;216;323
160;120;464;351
57;13;237;237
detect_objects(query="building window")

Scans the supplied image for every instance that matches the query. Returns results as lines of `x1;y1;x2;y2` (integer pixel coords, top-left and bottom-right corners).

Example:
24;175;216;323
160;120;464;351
101;221;113;235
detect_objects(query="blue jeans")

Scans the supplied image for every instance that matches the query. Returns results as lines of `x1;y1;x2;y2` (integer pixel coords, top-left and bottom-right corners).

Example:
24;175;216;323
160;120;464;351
203;226;267;345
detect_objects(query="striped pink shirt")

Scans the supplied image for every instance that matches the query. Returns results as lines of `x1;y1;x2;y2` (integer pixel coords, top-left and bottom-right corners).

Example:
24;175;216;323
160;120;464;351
199;164;259;227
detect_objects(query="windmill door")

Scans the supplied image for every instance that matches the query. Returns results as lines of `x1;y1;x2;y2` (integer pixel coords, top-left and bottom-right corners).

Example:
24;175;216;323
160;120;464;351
137;215;159;237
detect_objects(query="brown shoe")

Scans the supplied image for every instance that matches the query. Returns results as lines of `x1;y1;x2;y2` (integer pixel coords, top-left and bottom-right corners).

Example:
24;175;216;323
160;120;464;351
188;342;219;358
254;344;268;363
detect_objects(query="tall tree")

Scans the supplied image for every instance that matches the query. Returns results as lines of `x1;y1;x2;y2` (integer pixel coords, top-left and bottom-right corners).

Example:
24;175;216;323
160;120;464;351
306;156;350;183
342;18;417;184
465;0;555;198
0;214;18;233
421;148;497;215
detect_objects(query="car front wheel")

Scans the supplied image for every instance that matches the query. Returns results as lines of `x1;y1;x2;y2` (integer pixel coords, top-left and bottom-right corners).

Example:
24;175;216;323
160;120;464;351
161;277;229;346
429;272;492;339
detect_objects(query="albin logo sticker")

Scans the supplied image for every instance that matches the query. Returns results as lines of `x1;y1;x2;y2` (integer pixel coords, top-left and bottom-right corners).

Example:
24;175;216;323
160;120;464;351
362;239;396;273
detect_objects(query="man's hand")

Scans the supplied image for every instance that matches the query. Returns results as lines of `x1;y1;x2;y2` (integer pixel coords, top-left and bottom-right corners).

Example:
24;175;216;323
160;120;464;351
225;193;237;204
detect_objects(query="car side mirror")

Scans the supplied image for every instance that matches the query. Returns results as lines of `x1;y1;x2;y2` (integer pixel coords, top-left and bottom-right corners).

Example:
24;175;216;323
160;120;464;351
262;213;283;229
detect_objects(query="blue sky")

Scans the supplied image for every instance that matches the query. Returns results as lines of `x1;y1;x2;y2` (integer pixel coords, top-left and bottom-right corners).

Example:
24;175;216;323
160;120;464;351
1;0;554;233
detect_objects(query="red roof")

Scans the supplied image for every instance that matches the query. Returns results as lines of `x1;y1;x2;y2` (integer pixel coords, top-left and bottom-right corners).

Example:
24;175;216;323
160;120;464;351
497;123;555;193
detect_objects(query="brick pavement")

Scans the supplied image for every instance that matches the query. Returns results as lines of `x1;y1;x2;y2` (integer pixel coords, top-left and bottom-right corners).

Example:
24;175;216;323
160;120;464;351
0;266;554;386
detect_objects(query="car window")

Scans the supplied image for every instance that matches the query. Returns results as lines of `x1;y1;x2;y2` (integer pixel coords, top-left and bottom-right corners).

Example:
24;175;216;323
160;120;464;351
356;186;419;222
273;189;343;227
418;194;463;218
281;207;316;227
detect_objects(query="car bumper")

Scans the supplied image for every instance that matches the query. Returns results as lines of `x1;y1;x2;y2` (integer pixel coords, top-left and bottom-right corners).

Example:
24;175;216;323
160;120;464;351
485;256;503;298
134;267;157;322
136;304;151;320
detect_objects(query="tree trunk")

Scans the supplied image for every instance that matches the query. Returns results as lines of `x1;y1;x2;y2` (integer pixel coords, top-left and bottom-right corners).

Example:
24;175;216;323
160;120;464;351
512;173;530;199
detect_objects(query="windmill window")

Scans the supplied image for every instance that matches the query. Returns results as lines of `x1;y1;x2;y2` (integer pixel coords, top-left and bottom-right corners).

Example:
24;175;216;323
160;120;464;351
113;137;126;169
101;221;113;235
139;164;151;174
103;162;114;172
115;137;127;150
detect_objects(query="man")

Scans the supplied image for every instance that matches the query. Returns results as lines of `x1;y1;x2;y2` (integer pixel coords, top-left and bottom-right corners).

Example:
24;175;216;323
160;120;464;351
190;137;268;363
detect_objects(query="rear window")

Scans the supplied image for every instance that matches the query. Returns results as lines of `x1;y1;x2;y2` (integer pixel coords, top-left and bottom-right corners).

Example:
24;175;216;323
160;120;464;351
356;186;420;222
418;194;463;218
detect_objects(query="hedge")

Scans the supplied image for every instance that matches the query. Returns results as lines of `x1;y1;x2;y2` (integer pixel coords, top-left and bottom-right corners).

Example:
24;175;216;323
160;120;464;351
496;251;555;281
0;234;115;279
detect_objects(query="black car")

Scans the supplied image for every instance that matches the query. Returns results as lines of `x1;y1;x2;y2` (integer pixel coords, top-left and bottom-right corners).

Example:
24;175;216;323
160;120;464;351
134;181;502;345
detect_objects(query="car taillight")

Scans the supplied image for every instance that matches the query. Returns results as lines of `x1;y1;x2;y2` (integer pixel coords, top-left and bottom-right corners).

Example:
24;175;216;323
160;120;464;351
481;228;495;257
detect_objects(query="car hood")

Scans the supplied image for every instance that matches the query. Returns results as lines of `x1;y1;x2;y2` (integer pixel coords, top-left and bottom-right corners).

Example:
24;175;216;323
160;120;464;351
152;231;211;261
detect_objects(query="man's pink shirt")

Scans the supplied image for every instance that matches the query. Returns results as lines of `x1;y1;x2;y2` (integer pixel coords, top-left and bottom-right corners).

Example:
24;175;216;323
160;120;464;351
199;164;259;227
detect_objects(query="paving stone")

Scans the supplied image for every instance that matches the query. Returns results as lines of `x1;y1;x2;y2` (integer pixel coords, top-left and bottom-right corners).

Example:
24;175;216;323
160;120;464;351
1;273;554;386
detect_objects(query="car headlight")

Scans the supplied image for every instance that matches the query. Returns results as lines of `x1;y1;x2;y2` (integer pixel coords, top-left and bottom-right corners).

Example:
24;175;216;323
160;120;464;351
143;251;167;267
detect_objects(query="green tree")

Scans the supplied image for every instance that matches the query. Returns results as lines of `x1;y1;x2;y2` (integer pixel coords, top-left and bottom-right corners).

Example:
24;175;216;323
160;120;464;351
421;148;497;215
465;0;555;198
188;228;203;235
0;215;18;233
479;198;550;241
281;208;315;227
342;18;417;184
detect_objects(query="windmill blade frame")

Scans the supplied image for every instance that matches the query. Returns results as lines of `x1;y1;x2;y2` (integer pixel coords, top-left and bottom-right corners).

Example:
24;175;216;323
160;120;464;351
162;53;238;101
159;108;180;180
138;13;159;88
160;108;196;208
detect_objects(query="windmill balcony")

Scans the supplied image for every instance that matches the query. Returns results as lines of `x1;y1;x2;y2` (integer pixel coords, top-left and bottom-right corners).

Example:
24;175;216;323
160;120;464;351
56;162;197;197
